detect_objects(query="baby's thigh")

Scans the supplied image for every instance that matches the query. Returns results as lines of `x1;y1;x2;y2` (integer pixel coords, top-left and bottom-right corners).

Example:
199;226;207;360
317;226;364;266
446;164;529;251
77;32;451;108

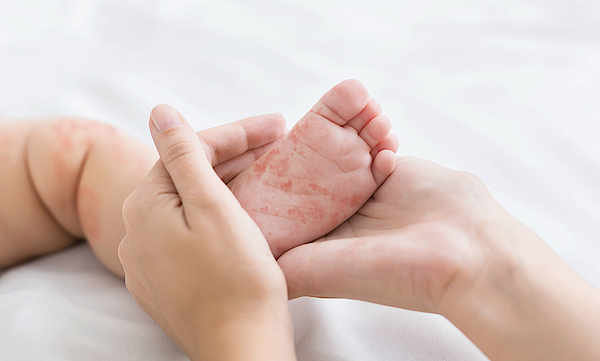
0;117;157;273
0;120;75;268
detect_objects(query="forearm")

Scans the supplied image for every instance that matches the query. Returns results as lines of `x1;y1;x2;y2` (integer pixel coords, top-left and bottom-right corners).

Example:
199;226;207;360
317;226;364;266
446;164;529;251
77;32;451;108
446;212;600;360
189;306;297;361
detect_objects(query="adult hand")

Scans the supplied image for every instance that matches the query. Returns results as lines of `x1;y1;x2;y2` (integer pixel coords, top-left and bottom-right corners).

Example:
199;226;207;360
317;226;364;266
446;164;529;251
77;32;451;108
118;105;296;361
279;156;600;361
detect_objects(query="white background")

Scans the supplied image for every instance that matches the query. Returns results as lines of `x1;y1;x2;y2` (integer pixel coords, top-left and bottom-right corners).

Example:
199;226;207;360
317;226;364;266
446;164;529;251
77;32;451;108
0;0;599;360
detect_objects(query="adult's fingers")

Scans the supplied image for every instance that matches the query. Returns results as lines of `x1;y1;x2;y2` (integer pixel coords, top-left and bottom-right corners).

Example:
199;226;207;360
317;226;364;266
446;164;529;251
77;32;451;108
196;112;286;167
149;104;226;206
277;234;432;312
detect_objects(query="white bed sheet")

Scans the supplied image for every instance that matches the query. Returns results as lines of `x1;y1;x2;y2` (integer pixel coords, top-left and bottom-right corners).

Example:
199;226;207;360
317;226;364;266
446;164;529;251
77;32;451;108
1;0;599;360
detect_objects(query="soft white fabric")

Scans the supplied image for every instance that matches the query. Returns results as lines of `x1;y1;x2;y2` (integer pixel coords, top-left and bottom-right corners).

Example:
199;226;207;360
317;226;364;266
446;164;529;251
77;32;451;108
0;1;598;359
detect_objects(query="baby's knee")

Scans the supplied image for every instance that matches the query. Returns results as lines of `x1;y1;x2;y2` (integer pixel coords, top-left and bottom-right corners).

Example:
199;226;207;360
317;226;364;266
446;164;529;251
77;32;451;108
38;117;118;150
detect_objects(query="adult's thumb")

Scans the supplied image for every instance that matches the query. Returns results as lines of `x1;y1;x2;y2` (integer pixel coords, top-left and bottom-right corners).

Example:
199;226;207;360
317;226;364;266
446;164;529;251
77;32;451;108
278;238;406;309
149;104;222;204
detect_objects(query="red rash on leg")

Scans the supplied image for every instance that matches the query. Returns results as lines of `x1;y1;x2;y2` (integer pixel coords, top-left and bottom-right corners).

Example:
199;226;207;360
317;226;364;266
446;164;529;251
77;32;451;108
0;134;18;163
103;126;130;165
77;187;101;241
52;119;97;152
50;151;76;215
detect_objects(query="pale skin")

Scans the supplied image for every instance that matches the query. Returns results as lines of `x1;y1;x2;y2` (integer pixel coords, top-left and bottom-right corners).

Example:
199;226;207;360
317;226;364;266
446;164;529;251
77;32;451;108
121;104;600;361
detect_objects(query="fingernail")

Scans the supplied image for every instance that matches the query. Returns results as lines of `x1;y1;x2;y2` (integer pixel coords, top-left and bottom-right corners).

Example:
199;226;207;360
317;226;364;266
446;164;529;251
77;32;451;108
151;104;182;132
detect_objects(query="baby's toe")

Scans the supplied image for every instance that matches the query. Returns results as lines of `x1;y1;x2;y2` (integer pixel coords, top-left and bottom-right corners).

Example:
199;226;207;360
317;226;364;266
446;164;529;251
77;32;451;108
345;98;382;133
311;79;370;126
372;149;397;186
359;114;392;149
370;133;399;159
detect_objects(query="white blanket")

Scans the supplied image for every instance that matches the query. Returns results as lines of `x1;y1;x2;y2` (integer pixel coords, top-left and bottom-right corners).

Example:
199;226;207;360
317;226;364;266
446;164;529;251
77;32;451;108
1;1;598;359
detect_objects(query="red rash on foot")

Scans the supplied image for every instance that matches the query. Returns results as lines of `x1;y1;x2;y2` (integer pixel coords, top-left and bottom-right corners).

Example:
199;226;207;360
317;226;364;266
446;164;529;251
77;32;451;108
308;182;326;193
330;211;341;226
253;148;280;177
254;161;268;177
272;158;290;178
337;195;361;208
286;208;302;217
287;121;311;144
280;179;293;191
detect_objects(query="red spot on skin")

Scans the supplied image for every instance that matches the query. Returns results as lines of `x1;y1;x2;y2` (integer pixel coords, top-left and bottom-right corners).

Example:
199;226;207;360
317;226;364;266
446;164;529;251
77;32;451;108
253;147;280;177
314;207;324;219
0;134;18;163
52;122;73;151
259;206;269;213
287;120;312;145
51;151;74;215
286;208;302;217
288;130;299;143
339;195;362;208
280;179;293;191
272;158;290;178
52;119;99;152
78;187;101;241
0;134;16;147
308;182;326;193
254;161;268;177
330;211;341;226
106;129;128;164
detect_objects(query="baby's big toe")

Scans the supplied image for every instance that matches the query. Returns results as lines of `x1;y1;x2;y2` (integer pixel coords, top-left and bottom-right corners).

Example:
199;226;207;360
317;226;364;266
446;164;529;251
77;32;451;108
312;79;370;126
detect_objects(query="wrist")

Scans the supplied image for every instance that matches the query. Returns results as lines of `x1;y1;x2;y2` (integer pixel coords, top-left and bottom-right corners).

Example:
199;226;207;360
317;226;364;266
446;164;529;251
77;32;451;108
188;298;296;361
443;211;600;361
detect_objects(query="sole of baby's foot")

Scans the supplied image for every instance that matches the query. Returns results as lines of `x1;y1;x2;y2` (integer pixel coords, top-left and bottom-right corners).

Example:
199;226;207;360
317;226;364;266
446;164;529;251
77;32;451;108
228;79;398;258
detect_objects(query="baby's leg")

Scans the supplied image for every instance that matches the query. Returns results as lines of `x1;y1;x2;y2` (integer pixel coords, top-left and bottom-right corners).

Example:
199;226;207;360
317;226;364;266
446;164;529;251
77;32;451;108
0;118;156;275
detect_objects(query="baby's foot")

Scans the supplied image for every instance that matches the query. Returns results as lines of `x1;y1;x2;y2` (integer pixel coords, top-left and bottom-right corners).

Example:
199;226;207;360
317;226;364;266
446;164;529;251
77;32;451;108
228;80;398;258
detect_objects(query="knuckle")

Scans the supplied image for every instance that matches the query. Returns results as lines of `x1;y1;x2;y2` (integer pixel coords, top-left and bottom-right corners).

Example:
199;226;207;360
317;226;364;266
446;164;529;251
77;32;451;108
455;171;487;193
161;138;198;166
121;192;139;224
